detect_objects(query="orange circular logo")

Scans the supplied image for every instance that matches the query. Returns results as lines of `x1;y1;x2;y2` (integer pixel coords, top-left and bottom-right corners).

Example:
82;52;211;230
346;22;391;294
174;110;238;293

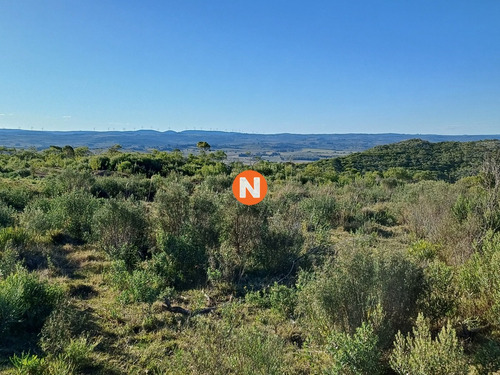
232;170;268;205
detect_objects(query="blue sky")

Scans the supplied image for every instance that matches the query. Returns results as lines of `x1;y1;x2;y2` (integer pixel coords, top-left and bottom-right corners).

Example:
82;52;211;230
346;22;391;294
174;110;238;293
1;1;499;134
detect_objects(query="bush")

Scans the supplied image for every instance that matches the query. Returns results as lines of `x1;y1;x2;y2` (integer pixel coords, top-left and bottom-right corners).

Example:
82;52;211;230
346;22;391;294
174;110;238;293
91;175;156;200
408;239;440;262
62;336;99;371
473;339;500;374
258;199;304;275
51;191;98;241
0;201;16;228
297;246;424;346
155;232;207;288
0;185;32;210
0;267;63;335
418;260;458;324
458;230;500;324
43;168;95;196
39;301;90;355
154;182;190;236
216;201;269;282
110;260;171;304
0;226;30;251
268;283;297;318
20;192;98;242
325;321;382;375
245;283;297;318
189;187;220;249
297;247;377;338
92;199;149;269
0;247;21;278
390;314;468;375
299;194;338;231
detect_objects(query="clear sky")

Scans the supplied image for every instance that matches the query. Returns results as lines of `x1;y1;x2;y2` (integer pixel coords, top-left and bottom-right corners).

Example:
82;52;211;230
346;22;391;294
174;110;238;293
1;1;499;134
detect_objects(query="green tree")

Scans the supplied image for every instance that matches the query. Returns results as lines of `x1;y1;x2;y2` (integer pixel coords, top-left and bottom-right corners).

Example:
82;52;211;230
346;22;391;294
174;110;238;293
196;141;211;153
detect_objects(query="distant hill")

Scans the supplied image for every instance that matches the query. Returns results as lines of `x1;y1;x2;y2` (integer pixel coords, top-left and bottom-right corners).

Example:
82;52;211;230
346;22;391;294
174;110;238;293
315;138;500;181
0;129;499;163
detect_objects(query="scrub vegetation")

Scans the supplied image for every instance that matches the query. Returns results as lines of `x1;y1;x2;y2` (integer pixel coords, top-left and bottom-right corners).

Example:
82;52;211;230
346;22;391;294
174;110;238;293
0;139;499;374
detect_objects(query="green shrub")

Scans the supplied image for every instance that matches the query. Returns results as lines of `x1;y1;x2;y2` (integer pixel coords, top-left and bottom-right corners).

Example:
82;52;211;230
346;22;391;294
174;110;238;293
89;155;110;171
19;199;56;235
92;199;149;269
0;267;63;335
43;168;95;196
297;247;377;337
0;185;32;211
110;260;170;304
216;201;269;282
269;282;297;317
39;301;90;355
297;247;424;346
154;182;190;236
418;260;458;324
62;336;99;371
245;283;297;317
245;289;271;308
91;175;155;200
189;187;220;249
299;194;337;231
51;191;98;241
0;228;50;273
325;321;382;375
390;314;468;375
473;339;500;375
117;160;133;173
376;251;424;345
155;233;207;288
10;352;75;375
408;239;440;261
258;201;304;275
0;226;30;250
0;201;16;228
21;192;98;242
0;247;21;278
458;230;500;324
10;352;48;375
124;268;166;304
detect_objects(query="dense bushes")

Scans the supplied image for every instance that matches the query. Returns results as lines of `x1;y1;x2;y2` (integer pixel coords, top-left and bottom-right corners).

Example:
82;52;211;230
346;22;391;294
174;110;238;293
0;145;499;373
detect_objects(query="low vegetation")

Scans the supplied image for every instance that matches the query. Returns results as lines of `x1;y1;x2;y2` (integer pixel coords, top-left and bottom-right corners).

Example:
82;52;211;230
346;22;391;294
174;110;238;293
0;140;499;374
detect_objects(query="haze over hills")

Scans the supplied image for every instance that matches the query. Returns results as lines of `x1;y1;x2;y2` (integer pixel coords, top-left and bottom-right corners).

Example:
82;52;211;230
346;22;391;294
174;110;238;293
0;129;499;162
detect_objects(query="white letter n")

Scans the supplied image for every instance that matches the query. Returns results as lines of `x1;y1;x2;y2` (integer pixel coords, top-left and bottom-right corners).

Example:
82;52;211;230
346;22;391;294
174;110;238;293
240;177;260;198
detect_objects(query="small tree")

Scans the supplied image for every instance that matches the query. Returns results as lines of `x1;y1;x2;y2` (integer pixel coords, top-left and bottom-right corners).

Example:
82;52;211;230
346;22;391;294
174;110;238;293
196;141;211;153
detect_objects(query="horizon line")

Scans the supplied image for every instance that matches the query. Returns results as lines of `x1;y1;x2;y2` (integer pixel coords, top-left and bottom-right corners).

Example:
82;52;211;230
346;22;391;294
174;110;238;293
1;127;500;137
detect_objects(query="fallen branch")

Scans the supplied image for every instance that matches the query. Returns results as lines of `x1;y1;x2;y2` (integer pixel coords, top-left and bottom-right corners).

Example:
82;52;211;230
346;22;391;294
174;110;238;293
161;298;217;317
